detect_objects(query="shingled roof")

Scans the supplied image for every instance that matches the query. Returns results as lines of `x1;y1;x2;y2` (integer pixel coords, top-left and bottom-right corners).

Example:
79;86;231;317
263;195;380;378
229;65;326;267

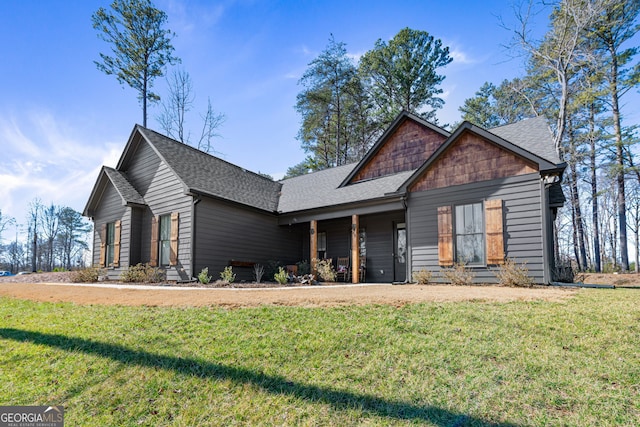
103;166;145;206
489;116;561;164
277;164;412;213
83;166;145;217
137;127;282;212
90;114;563;218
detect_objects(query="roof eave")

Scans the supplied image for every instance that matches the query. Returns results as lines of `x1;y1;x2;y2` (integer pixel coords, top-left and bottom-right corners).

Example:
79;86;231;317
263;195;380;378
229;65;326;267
188;188;279;214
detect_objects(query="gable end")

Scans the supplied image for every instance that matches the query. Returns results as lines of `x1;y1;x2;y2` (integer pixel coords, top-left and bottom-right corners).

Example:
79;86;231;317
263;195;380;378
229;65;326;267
410;131;538;192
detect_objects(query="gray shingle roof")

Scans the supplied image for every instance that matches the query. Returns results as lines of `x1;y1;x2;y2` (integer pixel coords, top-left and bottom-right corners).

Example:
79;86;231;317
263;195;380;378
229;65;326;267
489;117;561;164
103;166;145;205
278;164;413;213
139;127;282;212
120;115;562;217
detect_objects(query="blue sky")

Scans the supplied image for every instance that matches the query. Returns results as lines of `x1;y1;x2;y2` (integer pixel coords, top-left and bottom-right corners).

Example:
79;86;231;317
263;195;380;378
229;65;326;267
1;0;638;242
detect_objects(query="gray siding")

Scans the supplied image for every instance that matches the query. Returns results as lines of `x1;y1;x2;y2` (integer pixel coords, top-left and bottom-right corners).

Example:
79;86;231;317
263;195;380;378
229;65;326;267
408;174;548;283
194;197;302;282
360;211;405;283
314;211;405;283
91;182;129;280
122;139;193;281
318;218;351;263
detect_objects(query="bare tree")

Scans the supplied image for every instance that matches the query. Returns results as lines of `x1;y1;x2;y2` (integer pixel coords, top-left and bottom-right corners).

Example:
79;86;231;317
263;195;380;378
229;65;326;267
40;203;60;272
26;199;42;273
157;69;225;153
509;0;600;152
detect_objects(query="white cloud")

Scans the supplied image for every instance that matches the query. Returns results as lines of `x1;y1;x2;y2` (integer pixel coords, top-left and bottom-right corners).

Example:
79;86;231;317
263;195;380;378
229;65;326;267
346;51;364;63
449;47;476;65
0;112;123;226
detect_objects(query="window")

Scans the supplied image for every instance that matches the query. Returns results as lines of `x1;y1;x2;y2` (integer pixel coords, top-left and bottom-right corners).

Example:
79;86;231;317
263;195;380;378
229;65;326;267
150;212;179;267
359;228;366;258
159;214;171;266
100;220;120;268
454;203;484;265
437;200;504;267
106;222;115;266
318;232;327;259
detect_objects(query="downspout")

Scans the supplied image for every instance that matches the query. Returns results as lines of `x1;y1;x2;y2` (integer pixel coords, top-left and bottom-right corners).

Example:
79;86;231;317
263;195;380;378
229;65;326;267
541;175;560;284
402;194;411;284
190;196;201;280
540;177;550;284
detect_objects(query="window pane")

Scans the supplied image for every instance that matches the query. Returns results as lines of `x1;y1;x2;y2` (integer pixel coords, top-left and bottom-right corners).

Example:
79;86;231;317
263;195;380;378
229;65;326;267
359;229;366;257
106;222;115;266
456;234;483;264
455;205;464;232
454;202;484;265
159;214;171;266
160;215;171;240
318;232;326;251
160;241;171;266
472;203;483;233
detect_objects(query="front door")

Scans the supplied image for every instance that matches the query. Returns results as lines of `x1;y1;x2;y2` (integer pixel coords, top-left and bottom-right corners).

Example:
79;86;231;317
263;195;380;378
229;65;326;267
394;222;407;282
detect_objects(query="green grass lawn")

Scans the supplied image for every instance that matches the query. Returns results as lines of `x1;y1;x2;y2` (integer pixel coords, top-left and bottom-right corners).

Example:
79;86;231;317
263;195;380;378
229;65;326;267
1;290;638;426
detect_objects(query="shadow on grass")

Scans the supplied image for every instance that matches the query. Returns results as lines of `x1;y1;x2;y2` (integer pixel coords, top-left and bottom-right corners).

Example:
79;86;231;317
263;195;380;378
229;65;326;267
1;328;520;426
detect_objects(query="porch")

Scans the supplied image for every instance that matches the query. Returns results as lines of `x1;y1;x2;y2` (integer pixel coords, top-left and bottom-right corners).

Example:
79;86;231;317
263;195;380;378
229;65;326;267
289;210;407;284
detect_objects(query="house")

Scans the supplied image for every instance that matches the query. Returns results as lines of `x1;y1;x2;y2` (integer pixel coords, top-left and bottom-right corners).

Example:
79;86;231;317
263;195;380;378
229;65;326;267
83;111;565;284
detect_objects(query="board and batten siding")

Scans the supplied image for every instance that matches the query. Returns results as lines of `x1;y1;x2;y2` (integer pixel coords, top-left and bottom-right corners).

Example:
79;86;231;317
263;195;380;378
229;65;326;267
122;138;193;281
194;197;302;282
91;182;130;279
408;173;547;283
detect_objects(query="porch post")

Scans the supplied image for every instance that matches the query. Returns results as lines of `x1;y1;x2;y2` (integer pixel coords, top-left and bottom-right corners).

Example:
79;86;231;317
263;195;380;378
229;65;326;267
351;214;359;284
310;220;318;277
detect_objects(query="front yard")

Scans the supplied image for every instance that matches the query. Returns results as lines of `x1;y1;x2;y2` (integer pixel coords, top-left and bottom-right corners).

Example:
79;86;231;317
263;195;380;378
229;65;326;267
0;289;638;426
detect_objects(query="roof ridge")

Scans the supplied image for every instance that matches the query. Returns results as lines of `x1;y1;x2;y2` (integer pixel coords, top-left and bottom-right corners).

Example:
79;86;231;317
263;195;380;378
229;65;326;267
137;126;278;184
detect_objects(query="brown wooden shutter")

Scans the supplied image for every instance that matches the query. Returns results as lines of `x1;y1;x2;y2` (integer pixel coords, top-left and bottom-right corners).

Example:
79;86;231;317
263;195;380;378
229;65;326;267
113;220;122;267
169;212;179;266
485;199;505;265
437;206;453;266
99;224;107;267
150;215;159;267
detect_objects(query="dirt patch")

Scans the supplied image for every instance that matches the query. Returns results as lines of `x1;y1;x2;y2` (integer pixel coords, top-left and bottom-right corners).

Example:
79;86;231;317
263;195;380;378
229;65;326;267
580;272;640;287
0;273;577;308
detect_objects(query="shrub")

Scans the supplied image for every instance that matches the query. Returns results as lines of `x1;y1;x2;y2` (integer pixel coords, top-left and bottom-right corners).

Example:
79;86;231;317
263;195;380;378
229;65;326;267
53;267;68;273
198;267;212;284
554;260;576;283
494;259;534;287
71;267;103;283
264;260;282;281
412;268;433;284
314;258;336;282
219;266;236;284
121;263;166;283
253;264;265;283
296;260;310;276
442;262;475;286
274;266;288;285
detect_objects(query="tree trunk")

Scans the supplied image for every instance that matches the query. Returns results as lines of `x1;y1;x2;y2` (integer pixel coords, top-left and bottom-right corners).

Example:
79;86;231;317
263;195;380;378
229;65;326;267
608;44;629;271
589;103;601;272
143;68;148;127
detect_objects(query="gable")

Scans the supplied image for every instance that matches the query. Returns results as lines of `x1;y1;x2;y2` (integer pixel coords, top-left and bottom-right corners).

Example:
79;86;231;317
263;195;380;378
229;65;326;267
83;166;144;217
409;131;538;192
350;119;448;183
119;135;167;197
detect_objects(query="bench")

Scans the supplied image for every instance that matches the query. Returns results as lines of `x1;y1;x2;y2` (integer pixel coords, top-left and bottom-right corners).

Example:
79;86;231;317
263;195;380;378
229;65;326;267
228;260;255;268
